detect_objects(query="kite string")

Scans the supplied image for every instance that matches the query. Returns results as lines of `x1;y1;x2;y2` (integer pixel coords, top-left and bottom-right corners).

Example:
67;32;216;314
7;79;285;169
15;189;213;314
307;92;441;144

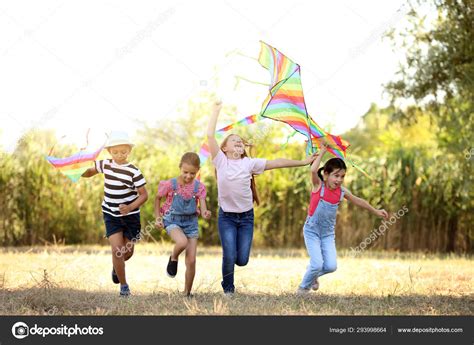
79;128;91;151
47;128;93;157
47;134;67;157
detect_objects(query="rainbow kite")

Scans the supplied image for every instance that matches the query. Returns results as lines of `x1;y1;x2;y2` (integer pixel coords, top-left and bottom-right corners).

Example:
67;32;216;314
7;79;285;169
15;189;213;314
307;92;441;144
198;42;372;178
46;146;103;182
257;41;349;159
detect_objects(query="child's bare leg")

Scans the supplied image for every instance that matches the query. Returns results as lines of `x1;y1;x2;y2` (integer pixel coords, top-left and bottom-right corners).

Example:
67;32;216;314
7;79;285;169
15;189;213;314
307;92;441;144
123;238;135;261
184;238;198;294
109;232;127;285
169;228;188;261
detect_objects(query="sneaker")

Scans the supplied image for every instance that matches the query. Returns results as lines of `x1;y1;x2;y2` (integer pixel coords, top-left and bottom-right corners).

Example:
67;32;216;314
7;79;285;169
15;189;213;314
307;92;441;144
185;292;194;299
120;284;131;297
166;256;178;278
296;287;311;295
223;291;234;298
311;277;319;291
112;268;119;284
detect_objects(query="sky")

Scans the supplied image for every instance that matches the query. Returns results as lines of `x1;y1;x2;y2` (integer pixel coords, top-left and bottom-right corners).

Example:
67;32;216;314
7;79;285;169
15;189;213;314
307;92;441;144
0;0;413;152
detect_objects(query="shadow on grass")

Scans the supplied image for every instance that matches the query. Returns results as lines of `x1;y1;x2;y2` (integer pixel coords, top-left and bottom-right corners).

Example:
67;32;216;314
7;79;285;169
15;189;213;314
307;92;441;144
0;287;471;316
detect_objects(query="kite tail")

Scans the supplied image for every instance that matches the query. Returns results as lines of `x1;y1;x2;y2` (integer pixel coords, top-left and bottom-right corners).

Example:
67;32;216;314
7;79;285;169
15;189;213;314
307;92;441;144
345;157;374;180
279;131;298;151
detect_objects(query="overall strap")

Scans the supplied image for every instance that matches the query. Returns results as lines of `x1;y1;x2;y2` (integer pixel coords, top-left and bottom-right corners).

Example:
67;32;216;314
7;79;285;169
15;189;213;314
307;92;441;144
319;184;325;197
193;180;199;195
339;187;345;202
171;178;178;192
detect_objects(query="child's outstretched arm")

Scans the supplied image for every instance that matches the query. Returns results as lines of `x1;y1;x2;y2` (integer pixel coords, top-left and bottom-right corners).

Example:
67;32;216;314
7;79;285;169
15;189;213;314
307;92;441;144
206;101;223;159
81;166;98;178
264;153;318;171
199;197;212;220
310;145;328;191
344;190;389;219
119;186;148;215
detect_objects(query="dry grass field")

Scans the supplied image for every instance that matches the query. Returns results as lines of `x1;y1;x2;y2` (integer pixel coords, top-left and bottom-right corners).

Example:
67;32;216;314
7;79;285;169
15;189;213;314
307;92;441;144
0;244;472;315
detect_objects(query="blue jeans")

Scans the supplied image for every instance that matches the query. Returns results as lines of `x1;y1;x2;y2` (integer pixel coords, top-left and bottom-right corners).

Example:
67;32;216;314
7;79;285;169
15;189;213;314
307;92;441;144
218;207;254;293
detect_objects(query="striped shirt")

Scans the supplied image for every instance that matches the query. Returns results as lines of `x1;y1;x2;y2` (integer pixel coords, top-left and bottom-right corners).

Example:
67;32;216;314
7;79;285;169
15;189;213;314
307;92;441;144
95;159;146;217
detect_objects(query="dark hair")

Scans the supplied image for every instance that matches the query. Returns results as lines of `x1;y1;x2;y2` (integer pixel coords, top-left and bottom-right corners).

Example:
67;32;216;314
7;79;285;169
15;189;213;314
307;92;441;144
317;158;347;181
179;152;200;169
219;134;260;205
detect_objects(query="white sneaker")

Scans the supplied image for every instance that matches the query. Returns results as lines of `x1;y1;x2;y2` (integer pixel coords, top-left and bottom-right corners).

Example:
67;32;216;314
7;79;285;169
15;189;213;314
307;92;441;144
296;287;311;295
223;291;234;298
311;277;319;291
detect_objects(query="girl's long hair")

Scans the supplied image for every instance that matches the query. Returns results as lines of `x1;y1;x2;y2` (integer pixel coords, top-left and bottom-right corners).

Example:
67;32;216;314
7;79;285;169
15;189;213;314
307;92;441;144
218;134;260;206
317;158;347;182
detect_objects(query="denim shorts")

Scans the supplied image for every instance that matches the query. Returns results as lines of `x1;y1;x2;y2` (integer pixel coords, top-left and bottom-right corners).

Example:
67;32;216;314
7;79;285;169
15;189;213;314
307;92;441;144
103;212;141;241
164;214;199;239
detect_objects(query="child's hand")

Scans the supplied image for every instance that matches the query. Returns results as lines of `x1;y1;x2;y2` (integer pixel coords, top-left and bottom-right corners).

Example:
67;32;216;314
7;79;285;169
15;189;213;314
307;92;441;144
376;209;389;220
155;217;164;229
319;143;329;153
203;210;212;220
303;153;318;165
119;204;131;215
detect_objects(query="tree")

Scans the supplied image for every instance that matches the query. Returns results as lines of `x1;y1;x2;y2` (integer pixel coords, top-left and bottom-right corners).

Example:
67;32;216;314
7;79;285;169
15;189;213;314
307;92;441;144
385;0;473;251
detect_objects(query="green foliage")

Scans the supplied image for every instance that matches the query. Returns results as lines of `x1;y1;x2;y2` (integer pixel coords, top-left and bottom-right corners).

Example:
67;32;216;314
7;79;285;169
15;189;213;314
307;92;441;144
0;98;470;252
383;0;473;252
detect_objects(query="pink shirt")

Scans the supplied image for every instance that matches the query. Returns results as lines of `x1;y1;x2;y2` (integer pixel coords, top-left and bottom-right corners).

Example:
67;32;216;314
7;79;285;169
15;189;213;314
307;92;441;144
212;150;267;213
157;179;206;215
308;184;343;216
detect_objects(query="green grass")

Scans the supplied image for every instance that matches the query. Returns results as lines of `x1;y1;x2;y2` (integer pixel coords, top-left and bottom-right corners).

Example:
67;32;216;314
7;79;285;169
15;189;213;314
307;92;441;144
0;244;472;315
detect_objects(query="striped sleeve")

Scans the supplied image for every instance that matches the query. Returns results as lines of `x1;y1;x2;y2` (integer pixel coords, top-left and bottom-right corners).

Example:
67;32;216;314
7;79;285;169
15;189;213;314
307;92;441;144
95;160;105;173
133;168;146;188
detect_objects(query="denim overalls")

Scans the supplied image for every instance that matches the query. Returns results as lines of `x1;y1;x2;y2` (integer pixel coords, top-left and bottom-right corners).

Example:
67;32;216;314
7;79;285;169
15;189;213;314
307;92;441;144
163;178;200;239
299;184;345;289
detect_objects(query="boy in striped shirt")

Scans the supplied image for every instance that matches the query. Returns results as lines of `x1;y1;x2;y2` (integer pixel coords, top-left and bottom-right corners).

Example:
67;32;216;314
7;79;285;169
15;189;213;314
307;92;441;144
82;131;148;297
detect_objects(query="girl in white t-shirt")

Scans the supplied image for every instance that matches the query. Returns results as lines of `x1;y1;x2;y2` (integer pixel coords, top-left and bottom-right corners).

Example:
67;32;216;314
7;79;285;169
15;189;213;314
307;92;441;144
207;101;317;294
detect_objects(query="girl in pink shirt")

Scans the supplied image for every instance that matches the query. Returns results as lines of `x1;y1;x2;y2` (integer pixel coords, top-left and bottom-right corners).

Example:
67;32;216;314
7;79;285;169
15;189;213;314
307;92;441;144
154;152;211;297
297;144;389;294
207;101;317;294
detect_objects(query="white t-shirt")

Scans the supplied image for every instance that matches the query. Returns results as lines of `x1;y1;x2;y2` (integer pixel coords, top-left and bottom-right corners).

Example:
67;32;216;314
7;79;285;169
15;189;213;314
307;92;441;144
212;150;266;213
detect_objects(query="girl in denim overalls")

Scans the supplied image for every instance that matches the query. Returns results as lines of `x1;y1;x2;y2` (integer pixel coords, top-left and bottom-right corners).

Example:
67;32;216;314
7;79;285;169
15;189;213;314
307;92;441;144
298;145;388;294
155;152;211;297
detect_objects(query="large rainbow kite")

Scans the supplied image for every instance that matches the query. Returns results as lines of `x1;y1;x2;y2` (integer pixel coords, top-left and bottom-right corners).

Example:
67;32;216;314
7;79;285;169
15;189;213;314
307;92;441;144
200;41;371;178
257;41;349;159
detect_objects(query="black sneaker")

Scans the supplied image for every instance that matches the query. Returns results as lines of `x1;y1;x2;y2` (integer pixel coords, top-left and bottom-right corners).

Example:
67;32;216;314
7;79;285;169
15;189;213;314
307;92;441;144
112;268;119;284
166;256;178;278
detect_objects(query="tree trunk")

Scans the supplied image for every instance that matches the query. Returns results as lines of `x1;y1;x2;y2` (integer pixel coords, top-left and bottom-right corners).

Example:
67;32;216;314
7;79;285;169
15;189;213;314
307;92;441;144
445;215;458;252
